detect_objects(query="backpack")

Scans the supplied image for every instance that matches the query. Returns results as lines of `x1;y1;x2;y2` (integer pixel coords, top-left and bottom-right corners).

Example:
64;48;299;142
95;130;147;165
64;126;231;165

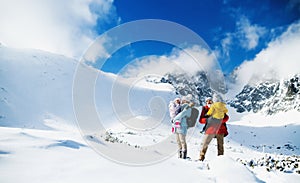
186;108;199;128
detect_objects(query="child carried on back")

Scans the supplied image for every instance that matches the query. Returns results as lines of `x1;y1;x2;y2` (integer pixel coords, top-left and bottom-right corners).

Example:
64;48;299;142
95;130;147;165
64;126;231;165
169;97;181;123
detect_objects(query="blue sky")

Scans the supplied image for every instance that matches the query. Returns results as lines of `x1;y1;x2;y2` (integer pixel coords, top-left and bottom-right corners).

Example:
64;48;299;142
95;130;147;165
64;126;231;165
0;0;299;76
99;0;300;74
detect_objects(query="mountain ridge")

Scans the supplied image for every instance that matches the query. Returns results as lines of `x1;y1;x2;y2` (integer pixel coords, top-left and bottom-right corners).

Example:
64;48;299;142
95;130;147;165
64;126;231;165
157;71;300;114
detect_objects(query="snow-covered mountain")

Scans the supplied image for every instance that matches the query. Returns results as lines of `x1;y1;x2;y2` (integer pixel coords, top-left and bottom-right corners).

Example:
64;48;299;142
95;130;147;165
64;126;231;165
0;45;175;130
159;72;214;106
157;70;300;115
229;74;300;114
0;46;78;129
2;43;297;127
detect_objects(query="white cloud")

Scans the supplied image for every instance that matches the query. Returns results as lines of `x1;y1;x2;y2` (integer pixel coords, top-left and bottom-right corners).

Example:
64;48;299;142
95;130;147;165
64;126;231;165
83;35;111;63
120;45;217;78
232;20;300;89
219;16;266;59
220;33;233;59
236;16;267;50
0;0;117;58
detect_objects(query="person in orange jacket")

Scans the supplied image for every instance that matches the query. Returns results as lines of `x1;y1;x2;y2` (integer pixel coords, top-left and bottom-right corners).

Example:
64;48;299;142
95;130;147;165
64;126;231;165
199;94;229;161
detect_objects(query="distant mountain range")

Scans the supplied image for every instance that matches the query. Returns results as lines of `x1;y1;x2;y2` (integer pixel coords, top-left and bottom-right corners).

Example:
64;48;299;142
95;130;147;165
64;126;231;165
229;74;300;114
1;44;299;128
159;72;300;114
160;72;213;106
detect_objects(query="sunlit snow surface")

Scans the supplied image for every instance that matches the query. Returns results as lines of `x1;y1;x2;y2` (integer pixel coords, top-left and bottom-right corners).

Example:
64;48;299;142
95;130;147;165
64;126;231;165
0;46;299;182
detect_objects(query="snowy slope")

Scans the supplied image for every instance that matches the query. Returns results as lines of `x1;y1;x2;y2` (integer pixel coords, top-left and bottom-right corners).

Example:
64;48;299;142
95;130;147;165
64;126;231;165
0;46;77;128
1;46;300;182
0;45;175;129
1;112;299;183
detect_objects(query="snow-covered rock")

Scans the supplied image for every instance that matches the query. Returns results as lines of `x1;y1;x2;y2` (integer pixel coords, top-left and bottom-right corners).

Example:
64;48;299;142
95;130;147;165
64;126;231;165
229;74;300;114
237;154;300;174
160;72;215;106
157;69;300;115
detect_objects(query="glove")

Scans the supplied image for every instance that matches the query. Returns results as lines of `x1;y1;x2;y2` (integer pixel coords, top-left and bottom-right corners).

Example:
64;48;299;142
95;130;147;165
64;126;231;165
174;121;181;128
189;102;195;107
204;114;210;118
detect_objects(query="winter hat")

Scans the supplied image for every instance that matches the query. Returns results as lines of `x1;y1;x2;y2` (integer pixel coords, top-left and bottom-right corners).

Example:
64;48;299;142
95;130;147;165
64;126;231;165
213;93;224;102
205;97;212;102
181;94;193;102
174;97;181;102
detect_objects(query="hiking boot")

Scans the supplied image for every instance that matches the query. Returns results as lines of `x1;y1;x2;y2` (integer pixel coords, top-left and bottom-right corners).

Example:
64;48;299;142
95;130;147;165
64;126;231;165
178;150;182;158
182;150;187;159
199;155;205;161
